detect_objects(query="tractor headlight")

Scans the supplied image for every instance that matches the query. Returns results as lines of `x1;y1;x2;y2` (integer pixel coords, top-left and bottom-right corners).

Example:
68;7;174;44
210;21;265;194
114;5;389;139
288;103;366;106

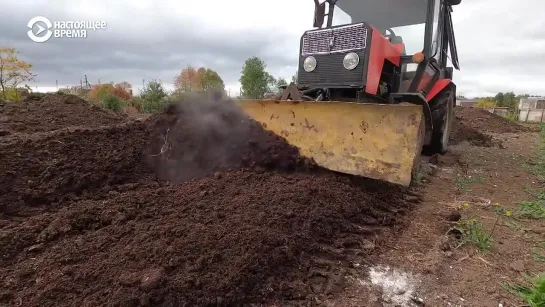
303;56;317;72
343;52;359;70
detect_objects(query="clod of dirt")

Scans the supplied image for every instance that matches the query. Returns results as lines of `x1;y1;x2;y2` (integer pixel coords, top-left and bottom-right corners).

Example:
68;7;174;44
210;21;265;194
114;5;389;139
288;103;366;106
429;154;439;165
0;93;125;134
509;260;525;272
140;268;164;291
454;107;533;134
444;210;462;222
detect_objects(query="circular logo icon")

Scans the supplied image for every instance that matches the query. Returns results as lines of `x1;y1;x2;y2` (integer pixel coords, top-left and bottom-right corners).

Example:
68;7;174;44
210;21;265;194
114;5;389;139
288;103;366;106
27;16;53;43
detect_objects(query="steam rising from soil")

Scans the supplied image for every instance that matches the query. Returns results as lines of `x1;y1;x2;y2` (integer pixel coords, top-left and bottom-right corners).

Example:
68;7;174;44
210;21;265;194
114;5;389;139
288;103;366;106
145;93;313;183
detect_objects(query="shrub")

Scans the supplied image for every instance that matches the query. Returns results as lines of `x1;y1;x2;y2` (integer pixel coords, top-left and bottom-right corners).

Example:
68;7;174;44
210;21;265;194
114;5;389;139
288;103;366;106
126;96;144;112
141;97;168;113
140;80;168;113
89;83;132;106
102;94;122;112
1;87;22;101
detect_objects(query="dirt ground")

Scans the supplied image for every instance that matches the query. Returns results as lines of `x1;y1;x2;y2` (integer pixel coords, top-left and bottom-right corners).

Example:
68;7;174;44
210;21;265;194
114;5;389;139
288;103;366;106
325;111;545;306
1;94;543;307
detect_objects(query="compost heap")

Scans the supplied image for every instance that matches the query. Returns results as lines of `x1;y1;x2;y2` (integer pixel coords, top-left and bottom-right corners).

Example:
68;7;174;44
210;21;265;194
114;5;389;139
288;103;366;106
449;120;494;147
0;92;126;135
0;93;412;306
449;107;537;147
454;107;534;133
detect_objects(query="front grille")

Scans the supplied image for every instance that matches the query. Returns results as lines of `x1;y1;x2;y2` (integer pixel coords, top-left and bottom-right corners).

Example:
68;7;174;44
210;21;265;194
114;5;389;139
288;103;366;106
302;23;368;56
298;51;366;87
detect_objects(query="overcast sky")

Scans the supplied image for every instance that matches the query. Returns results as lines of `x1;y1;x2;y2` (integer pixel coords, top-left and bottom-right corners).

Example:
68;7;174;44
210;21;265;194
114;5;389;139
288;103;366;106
1;0;544;98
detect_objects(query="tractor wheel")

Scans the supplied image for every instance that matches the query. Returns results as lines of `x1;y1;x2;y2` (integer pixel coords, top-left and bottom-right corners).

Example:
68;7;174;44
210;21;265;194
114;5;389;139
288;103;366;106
423;87;455;155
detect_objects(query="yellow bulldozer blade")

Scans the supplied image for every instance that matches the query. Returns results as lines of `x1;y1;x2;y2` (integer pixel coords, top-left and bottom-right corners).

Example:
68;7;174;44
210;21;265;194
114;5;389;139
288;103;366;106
235;99;424;186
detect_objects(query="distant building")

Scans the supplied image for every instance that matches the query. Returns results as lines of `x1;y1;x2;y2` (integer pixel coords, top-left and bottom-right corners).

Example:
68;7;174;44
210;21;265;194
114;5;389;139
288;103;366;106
456;98;479;107
518;97;545;122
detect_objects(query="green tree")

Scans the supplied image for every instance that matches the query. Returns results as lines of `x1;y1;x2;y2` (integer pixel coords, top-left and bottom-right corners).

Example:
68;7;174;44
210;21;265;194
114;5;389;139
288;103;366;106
140;79;167;113
240;56;269;99
276;77;288;88
266;73;278;93
199;68;225;92
494;92;505;106
475;98;495;108
503;91;517;110
0;47;35;101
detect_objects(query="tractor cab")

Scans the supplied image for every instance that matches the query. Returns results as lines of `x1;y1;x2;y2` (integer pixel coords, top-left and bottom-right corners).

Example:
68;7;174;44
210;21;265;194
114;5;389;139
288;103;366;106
295;0;460;102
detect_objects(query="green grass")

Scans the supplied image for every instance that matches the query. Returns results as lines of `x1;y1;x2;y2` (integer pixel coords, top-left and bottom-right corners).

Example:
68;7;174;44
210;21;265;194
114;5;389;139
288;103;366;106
412;170;425;185
517;128;545;220
500;126;545;305
503;273;545;307
452;218;497;251
454;175;484;193
524;186;545;200
532;250;545;262
532;242;545;262
526;125;545;182
517;201;545;220
505;220;523;231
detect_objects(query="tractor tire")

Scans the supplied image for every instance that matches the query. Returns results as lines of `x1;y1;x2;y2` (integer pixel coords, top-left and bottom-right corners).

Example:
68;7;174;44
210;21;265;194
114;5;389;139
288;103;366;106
423;87;455;155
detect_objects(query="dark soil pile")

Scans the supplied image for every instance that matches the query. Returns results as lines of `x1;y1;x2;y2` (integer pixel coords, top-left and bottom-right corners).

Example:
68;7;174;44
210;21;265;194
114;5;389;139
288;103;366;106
145;93;315;183
0;122;155;215
454;107;532;133
0;92;412;306
0;93;314;216
0;170;409;307
449;120;494;147
0;93;125;135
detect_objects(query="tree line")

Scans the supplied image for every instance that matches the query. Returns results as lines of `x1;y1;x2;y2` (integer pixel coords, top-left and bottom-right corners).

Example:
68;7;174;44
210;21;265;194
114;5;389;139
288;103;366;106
0;47;297;111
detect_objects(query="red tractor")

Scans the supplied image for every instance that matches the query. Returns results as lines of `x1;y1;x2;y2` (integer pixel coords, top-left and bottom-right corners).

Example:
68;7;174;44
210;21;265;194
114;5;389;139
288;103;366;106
238;0;461;186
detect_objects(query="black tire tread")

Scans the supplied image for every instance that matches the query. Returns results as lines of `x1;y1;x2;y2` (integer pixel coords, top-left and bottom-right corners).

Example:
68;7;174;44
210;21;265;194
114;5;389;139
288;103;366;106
423;86;455;155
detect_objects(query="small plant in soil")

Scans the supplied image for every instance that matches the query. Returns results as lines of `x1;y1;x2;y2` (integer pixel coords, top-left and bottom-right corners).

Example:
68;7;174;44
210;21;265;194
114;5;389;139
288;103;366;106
526;126;545;182
517;200;545;220
412;170;425;185
451;217;498;251
454;174;483;193
532;242;545;262
505;220;524;232
503;272;545;307
491;202;508;215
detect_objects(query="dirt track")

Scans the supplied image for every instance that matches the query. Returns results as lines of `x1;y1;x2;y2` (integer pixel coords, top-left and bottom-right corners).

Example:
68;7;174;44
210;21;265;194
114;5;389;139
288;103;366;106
0;94;540;306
